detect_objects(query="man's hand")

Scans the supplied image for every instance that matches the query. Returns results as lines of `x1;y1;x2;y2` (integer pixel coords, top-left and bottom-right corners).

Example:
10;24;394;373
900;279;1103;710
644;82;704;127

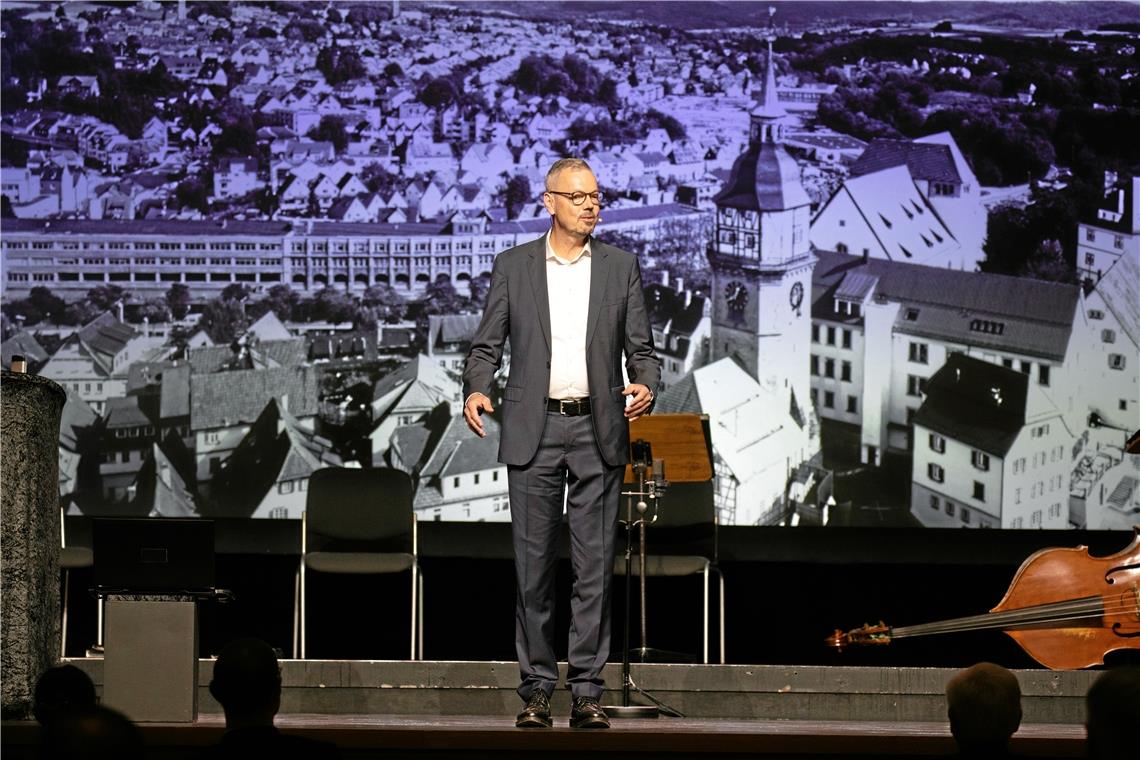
464;392;494;437
622;383;653;421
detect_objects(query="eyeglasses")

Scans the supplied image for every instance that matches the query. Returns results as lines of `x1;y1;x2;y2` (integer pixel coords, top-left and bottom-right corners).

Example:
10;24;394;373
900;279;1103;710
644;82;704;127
546;190;604;206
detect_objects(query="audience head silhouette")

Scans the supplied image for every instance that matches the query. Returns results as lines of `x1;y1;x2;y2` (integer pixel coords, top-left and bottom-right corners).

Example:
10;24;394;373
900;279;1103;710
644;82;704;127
209;637;282;727
33;664;97;726
945;662;1022;756
38;704;144;760
1086;665;1140;760
203;637;341;759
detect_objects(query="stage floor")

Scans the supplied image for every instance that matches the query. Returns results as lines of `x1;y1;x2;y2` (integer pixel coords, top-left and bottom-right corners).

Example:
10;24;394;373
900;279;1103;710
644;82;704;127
1;661;1095;758
3;713;1087;758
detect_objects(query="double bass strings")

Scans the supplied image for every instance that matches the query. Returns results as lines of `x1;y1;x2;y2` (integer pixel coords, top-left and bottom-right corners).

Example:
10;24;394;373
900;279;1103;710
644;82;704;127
891;595;1139;638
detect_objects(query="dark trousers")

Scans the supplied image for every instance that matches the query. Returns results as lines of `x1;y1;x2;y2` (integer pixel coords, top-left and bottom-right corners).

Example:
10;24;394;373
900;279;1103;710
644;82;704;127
508;410;624;701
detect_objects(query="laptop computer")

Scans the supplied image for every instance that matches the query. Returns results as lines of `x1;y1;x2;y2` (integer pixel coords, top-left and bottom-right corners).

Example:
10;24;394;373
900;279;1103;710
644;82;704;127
93;518;215;594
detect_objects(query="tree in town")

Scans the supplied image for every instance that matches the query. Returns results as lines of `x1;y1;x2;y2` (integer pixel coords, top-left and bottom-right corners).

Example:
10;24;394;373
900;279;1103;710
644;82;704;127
503;174;532;219
419;77;459;109
220;283;252;303
313;287;357;324
165;283;192;320
316;45;366;85
361;285;405;322
86;284;129;313
198;297;248;344
256;284;301;321
306;115;349;154
135;298;172;325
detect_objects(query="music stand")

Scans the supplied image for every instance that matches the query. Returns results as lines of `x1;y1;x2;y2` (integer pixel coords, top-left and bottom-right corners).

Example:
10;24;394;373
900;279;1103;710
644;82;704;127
606;414;713;719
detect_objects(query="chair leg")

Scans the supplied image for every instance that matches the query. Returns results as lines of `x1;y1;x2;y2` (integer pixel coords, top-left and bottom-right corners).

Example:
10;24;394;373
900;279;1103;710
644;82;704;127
702;563;710;664
299;562;307;660
410;564;418;660
417;570;425;661
61;568;70;659
96;597;104;650
718;568;726;664
296;565;305;660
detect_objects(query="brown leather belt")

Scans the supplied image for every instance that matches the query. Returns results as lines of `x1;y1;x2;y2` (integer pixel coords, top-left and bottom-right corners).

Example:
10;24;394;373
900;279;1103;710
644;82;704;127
546;397;591;416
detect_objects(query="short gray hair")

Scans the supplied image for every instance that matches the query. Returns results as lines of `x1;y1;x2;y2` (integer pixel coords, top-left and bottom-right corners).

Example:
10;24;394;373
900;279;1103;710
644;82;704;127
545;158;593;190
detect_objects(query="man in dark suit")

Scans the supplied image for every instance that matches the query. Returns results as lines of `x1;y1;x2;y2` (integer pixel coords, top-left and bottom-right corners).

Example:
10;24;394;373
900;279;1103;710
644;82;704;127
463;158;660;729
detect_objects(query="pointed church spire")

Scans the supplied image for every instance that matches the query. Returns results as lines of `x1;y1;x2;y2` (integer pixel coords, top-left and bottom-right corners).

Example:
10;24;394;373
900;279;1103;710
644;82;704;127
749;9;786;144
751;40;787;125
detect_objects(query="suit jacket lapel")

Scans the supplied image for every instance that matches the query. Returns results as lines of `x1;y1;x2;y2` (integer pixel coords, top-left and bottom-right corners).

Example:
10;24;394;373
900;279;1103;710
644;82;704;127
584;241;609;349
527;237;552;352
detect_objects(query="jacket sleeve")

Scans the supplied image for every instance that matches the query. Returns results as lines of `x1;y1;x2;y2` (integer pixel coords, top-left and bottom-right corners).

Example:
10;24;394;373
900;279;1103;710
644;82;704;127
623;257;661;397
463;253;510;400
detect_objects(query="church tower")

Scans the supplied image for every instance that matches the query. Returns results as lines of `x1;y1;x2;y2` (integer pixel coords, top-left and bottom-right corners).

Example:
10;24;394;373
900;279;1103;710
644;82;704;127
708;38;816;420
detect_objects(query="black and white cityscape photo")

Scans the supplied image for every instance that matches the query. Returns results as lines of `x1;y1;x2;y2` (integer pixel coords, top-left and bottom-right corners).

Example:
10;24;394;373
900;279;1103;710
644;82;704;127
2;0;1137;531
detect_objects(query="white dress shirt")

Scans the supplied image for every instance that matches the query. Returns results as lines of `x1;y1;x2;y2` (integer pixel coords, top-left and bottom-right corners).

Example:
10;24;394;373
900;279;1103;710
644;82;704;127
545;232;592;400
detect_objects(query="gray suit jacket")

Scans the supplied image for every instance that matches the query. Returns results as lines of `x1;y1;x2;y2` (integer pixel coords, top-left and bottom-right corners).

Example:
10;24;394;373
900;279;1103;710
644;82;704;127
463;234;661;467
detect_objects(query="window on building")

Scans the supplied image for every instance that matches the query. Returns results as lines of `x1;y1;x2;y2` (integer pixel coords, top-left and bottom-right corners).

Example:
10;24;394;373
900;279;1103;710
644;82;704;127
930;495;940;510
1031;510;1042;527
826;326;836;345
908;342;928;364
972;481;985;501
905;308;919;321
846;396;857;413
907;375;927;397
971;451;990;471
1114;235;1124;249
945;501;955;517
842;329;852;349
1039;365;1050;387
928;463;944;483
474;473;480;485
841;361;851;382
929;433;946;453
961;508;970;524
810;355;819;376
494;470;500;481
1019;360;1031;375
810;388;818;407
1121;399;1128;412
1085;229;1095;242
811;324;819;343
1085;252;1096;266
1088;309;1104;320
1109;354;1127;370
1015;488;1021;504
824;358;835;378
278;481;295;495
823;391;835;409
1101;329;1116;343
453;477;459;488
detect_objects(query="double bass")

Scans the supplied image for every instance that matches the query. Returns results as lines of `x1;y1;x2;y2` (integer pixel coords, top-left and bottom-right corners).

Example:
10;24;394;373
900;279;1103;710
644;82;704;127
827;528;1140;669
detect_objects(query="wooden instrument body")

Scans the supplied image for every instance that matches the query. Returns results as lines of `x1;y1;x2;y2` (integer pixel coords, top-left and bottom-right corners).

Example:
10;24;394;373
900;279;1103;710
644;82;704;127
997;530;1139;669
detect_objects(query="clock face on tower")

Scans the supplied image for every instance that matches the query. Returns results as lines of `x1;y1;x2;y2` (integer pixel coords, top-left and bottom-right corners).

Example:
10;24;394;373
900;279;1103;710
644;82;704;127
725;280;748;318
789;281;804;312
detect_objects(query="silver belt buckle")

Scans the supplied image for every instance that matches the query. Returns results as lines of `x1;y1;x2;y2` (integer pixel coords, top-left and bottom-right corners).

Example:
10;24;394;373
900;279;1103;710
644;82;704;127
559;399;572;415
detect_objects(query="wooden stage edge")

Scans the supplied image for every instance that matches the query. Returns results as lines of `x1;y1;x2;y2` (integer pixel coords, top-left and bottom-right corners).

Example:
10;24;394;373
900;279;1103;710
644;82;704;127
2;660;1094;758
1;714;1087;758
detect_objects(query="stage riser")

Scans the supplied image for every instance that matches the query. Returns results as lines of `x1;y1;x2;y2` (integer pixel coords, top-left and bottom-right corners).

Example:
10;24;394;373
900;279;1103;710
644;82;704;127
64;660;1094;724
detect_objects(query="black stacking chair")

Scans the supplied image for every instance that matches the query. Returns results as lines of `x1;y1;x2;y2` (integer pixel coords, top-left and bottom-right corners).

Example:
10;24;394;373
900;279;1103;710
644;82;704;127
613;480;724;663
60;506;101;658
293;467;422;659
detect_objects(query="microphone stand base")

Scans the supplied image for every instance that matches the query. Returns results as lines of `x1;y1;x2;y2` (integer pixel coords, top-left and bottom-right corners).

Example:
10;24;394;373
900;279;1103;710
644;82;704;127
604;703;659;719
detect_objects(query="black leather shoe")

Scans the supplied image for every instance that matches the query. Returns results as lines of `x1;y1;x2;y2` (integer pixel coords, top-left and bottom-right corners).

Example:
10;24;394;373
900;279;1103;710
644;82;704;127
516;689;552;728
570;696;610;729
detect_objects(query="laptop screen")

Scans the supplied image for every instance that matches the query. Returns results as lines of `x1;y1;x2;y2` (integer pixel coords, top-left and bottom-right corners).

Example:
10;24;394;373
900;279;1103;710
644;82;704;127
93;518;215;593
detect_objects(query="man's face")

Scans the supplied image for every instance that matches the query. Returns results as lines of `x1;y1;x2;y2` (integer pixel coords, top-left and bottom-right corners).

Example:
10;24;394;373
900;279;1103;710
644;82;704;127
543;167;600;238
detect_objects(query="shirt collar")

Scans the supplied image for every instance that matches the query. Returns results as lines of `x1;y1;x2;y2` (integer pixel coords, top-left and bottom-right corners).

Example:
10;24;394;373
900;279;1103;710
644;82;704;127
545;230;592;264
